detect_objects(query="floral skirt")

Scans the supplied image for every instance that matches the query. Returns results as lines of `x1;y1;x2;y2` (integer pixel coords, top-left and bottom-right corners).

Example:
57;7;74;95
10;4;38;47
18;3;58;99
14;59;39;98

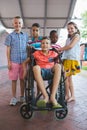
63;59;81;77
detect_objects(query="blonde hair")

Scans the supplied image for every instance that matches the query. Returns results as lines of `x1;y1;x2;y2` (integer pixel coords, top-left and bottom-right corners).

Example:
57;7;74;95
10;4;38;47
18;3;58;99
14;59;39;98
12;16;23;25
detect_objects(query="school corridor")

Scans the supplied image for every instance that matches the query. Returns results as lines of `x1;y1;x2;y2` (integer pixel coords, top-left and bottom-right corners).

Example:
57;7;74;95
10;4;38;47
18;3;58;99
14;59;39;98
0;68;87;130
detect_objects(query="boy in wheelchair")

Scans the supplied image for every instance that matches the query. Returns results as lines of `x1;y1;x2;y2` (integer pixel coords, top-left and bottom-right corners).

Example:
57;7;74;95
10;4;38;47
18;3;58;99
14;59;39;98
23;36;62;108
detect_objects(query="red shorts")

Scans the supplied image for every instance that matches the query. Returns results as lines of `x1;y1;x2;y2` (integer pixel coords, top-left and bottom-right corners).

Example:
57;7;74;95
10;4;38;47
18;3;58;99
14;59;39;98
9;62;23;80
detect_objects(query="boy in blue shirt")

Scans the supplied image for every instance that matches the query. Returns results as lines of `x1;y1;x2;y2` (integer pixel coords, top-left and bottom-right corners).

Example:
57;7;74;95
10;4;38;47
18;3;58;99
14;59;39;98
5;16;29;106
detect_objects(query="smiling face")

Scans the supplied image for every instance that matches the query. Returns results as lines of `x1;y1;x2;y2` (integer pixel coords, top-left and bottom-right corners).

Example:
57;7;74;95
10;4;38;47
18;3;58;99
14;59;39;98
31;26;40;39
67;24;77;36
41;38;51;52
50;32;58;44
12;18;23;33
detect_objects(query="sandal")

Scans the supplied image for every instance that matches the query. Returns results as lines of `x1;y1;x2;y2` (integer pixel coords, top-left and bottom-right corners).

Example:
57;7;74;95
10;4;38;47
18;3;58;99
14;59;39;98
52;103;62;109
36;100;46;108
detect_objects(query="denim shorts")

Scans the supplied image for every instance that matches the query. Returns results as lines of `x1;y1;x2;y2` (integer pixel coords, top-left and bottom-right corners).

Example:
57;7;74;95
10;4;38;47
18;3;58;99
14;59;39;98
41;68;53;80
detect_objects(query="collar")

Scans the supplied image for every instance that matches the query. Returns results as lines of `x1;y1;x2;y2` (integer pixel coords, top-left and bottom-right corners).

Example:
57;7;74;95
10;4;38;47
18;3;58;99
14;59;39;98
14;31;24;34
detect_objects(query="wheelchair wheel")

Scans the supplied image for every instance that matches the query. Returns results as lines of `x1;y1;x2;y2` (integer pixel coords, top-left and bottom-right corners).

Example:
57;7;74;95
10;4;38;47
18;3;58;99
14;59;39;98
20;103;33;119
54;108;68;120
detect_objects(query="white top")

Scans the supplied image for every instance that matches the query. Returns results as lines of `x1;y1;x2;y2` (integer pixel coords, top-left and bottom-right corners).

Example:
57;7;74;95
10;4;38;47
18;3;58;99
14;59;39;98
62;35;80;61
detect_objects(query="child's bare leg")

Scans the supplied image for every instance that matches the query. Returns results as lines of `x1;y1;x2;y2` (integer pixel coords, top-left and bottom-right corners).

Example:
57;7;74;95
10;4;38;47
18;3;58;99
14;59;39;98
33;65;49;102
36;84;40;96
68;76;75;102
12;80;17;97
65;77;70;100
50;64;61;105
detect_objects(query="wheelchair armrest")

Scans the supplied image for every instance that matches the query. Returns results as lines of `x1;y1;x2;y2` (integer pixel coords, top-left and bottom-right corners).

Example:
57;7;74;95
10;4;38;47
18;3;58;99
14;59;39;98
50;48;63;64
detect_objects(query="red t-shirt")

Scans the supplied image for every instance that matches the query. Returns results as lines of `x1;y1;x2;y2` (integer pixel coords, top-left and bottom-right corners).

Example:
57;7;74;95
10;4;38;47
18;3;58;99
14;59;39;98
33;50;58;68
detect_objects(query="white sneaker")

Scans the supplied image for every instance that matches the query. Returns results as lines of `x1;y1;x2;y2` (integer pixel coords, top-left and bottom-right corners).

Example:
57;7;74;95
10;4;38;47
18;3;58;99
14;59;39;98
20;96;25;103
10;97;18;106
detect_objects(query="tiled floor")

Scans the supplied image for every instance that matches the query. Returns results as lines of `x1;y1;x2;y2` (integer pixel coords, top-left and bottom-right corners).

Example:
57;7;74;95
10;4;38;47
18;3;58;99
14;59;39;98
0;69;87;130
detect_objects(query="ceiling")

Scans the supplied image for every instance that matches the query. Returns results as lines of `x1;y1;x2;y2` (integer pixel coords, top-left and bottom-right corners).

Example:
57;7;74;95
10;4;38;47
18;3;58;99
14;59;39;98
0;0;77;36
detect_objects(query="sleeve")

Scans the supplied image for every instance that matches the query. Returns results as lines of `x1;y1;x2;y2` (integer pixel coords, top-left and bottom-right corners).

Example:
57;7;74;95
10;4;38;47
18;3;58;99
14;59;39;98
51;44;61;49
4;35;12;46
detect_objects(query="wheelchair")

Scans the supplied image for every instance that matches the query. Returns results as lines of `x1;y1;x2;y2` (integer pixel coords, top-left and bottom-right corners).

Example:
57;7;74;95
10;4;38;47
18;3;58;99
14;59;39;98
20;47;68;120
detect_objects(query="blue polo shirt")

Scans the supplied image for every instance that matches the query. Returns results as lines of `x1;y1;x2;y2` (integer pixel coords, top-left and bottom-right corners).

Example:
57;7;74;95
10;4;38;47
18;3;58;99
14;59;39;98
5;31;29;64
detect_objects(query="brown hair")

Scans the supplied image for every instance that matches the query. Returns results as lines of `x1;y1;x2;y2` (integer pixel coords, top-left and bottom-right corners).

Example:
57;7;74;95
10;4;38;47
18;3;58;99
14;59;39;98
41;36;51;41
67;21;80;38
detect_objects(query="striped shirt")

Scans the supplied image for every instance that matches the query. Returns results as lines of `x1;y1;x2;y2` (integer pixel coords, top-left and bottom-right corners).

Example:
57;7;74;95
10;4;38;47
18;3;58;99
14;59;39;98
28;36;42;50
